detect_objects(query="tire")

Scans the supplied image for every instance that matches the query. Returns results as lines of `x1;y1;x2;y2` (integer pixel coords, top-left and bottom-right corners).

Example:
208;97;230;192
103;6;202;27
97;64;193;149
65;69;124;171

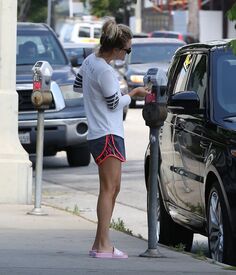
66;145;91;167
207;182;236;265
158;187;193;252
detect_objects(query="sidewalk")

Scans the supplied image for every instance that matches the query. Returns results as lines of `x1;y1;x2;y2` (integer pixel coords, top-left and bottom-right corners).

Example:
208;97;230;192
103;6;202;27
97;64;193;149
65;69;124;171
0;204;235;275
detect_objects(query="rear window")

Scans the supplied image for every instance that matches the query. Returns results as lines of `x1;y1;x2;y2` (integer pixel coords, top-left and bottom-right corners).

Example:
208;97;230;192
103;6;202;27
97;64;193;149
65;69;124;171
128;43;184;64
152;32;178;39
94;27;101;38
78;26;90;38
17;29;68;66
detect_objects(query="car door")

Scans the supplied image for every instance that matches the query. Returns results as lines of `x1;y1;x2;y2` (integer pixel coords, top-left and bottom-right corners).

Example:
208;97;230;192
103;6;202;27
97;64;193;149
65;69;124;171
172;54;207;220
160;54;193;205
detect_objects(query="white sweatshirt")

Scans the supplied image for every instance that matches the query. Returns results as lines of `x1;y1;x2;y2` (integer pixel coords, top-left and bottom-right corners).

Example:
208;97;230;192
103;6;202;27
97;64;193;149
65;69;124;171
73;53;131;140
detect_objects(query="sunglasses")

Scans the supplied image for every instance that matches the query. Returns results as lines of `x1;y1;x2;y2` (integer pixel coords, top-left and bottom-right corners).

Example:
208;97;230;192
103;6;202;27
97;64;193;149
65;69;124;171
122;48;132;55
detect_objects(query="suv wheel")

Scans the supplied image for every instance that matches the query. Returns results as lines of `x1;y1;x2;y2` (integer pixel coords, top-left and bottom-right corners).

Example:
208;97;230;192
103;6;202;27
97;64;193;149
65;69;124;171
66;145;91;167
158;187;193;251
207;182;236;265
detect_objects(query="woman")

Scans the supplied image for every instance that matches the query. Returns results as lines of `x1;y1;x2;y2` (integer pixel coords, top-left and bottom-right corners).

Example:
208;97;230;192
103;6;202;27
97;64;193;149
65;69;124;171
73;19;150;259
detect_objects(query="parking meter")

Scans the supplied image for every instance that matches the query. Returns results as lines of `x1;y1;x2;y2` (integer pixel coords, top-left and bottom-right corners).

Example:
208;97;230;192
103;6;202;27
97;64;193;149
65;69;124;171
31;61;53;109
140;68;167;258
28;61;53;216
142;68;168;127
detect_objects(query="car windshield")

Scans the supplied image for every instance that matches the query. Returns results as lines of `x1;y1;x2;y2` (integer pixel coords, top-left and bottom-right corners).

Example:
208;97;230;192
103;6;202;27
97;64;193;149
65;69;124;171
17;30;68;65
128;43;183;64
215;48;236;117
64;46;94;65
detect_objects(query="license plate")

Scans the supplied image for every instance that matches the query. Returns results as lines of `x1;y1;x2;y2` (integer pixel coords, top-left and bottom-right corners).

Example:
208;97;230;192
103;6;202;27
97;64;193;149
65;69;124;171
19;132;30;144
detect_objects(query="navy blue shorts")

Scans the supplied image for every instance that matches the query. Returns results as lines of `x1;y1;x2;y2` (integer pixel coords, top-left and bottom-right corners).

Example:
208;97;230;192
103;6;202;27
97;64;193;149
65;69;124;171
88;134;126;165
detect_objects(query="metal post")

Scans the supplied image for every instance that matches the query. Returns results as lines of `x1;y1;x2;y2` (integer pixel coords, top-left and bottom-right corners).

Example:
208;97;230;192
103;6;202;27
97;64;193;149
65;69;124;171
47;0;52;26
28;110;47;216
148;127;159;249
140;127;163;257
135;0;142;33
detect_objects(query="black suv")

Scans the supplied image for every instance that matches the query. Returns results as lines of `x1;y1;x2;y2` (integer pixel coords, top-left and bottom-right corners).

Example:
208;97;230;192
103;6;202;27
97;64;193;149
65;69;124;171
17;22;90;167
145;40;236;265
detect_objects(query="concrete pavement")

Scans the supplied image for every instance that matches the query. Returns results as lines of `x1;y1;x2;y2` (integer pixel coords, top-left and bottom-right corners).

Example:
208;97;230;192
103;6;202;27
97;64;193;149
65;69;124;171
1;204;235;274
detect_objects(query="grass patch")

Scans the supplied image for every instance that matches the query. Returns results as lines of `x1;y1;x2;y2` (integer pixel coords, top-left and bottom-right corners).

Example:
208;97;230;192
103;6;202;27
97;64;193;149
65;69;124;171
73;204;80;215
192;241;207;260
110;218;133;236
64;204;80;215
173;243;186;252
223;266;236;270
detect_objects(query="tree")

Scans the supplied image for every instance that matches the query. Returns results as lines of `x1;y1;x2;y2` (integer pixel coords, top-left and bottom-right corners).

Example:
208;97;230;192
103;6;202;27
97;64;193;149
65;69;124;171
187;0;199;40
17;0;47;23
18;0;31;21
227;2;236;54
89;0;136;25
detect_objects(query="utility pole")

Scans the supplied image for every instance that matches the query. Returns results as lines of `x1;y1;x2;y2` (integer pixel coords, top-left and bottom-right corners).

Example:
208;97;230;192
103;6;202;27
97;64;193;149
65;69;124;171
0;0;32;203
135;0;142;33
187;0;199;40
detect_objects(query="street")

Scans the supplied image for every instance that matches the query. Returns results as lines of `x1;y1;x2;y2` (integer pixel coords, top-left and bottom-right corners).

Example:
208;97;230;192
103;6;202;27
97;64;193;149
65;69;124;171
39;107;208;257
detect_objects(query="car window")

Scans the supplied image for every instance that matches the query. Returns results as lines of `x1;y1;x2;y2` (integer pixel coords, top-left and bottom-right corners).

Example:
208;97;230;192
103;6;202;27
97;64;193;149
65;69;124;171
94;27;101;38
186;54;207;109
17;30;67;65
172;54;194;93
216;52;236;113
129;43;183;64
78;26;90;38
64;47;84;62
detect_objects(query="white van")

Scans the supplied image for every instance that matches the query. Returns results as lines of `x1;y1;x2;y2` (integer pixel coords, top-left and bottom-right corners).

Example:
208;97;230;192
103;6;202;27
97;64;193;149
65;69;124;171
59;20;102;43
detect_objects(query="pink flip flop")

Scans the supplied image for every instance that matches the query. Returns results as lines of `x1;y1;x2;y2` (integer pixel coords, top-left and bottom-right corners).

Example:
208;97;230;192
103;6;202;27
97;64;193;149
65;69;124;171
93;247;128;259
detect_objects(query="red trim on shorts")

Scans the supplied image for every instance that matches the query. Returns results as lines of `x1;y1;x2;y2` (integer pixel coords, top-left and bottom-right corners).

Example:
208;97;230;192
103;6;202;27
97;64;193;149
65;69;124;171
95;135;125;165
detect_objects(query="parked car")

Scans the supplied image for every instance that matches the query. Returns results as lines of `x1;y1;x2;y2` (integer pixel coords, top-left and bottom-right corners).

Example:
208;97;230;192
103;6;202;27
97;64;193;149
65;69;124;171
58;20;102;44
17;22;90;167
149;30;199;44
144;39;236;266
115;38;185;107
63;42;129;120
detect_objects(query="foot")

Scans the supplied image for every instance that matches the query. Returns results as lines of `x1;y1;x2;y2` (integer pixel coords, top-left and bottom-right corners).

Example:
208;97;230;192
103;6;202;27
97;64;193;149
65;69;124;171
93;247;128;259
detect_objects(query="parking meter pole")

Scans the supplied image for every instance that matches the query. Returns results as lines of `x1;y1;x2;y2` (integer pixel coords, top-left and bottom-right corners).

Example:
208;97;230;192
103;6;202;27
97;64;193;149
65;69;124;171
140;68;167;258
28;61;53;216
140;126;162;258
148;127;159;249
28;110;47;216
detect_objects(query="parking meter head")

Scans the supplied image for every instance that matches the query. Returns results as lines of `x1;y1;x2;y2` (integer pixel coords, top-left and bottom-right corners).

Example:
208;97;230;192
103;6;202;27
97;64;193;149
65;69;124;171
31;61;53;109
142;67;168;127
32;61;53;91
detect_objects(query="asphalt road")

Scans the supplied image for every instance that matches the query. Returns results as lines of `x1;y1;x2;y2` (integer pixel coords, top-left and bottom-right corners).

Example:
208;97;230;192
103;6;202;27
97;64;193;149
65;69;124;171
35;107;209;257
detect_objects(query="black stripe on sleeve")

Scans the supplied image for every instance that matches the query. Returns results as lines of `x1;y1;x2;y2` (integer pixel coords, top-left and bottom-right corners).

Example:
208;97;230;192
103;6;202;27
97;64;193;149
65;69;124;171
105;92;119;110
74;73;83;89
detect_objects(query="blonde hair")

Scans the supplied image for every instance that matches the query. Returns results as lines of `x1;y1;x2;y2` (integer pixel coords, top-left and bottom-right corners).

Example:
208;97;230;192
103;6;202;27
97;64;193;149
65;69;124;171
99;19;132;53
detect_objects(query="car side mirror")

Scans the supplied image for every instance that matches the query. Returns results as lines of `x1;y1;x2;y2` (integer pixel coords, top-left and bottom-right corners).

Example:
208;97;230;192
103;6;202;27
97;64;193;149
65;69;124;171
70;55;79;67
168;91;200;114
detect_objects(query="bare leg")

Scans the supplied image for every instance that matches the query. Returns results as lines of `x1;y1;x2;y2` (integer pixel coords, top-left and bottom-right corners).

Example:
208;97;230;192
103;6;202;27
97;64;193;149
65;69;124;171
92;157;122;252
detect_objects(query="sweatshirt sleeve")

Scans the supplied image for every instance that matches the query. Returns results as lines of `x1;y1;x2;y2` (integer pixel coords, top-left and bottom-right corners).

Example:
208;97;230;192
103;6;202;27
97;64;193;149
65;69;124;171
98;69;131;111
73;67;83;93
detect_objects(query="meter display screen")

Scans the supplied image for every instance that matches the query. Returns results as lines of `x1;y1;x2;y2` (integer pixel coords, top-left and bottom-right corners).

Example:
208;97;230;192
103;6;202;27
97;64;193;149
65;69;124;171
35;61;43;68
